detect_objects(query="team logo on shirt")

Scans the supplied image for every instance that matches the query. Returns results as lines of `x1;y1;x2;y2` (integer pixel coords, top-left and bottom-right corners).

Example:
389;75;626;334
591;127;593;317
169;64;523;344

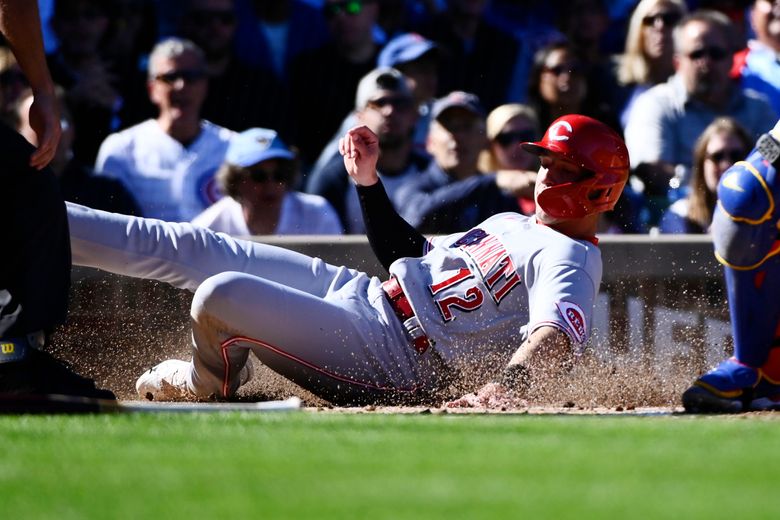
196;168;223;207
556;301;587;344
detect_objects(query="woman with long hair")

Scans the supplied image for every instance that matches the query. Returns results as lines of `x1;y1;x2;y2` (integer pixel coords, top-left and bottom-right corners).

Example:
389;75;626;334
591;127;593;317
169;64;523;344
615;0;688;129
659;117;752;233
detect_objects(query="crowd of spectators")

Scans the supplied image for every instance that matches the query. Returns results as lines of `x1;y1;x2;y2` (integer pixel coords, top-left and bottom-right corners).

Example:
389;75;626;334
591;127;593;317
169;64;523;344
1;0;777;236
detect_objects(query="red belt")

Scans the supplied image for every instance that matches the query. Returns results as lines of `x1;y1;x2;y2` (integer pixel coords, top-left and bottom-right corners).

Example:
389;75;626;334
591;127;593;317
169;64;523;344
381;276;432;354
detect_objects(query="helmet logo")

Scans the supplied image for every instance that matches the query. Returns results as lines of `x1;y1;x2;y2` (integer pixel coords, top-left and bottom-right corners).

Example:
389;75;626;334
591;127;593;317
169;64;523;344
548;121;572;142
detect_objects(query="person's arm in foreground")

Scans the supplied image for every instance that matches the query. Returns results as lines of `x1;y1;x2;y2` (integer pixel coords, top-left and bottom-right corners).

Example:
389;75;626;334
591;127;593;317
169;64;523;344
0;0;60;168
340;125;427;271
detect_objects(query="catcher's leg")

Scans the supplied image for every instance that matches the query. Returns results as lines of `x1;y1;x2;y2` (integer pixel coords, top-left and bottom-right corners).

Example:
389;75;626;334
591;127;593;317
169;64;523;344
683;140;780;412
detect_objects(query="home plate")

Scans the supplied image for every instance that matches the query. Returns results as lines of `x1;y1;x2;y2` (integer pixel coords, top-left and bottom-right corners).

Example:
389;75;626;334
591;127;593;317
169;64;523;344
0;394;302;414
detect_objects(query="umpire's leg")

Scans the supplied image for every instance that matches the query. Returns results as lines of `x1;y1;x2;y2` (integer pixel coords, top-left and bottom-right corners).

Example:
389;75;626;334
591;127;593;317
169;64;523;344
0;123;69;337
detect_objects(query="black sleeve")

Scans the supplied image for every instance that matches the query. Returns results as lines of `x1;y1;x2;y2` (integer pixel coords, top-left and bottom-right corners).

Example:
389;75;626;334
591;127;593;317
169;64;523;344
356;180;428;272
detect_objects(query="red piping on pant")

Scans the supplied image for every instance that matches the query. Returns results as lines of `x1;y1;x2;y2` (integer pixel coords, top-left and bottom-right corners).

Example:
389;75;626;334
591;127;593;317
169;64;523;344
218;335;422;397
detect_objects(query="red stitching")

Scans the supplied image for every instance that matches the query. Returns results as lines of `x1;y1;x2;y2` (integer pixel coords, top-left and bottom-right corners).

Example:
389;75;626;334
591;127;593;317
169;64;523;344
217;335;422;394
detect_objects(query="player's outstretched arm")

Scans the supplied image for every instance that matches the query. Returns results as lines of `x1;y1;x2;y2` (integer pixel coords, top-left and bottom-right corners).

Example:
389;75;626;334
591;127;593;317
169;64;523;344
341;126;427;270
447;326;573;409
0;0;61;169
340;126;380;187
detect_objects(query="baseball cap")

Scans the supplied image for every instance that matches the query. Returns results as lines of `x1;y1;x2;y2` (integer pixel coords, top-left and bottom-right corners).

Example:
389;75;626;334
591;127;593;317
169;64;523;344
430;91;485;121
377;32;437;68
354;67;413;110
226;128;294;168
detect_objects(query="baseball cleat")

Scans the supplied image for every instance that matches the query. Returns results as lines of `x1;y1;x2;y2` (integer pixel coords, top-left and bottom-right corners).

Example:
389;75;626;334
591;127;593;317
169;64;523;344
682;357;780;413
0;337;116;401
136;359;194;402
749;376;780;411
136;358;254;401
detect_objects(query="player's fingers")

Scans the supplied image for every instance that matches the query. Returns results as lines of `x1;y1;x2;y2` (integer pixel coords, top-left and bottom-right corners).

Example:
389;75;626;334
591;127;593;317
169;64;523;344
29;133;57;170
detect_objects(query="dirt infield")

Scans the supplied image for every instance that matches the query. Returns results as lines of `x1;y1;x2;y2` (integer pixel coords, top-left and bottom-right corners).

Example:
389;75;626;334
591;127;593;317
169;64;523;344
50;275;724;412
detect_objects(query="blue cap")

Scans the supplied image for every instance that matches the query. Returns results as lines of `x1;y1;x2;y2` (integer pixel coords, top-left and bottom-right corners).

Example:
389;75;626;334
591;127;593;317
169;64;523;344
226;128;294;168
430;91;485;121
377;32;437;68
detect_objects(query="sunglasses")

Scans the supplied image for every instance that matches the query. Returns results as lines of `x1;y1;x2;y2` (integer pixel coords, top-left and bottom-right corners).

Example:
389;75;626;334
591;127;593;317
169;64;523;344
154;69;207;85
706;149;745;163
366;96;414;111
642;11;682;27
687;46;729;62
542;64;584;76
324;0;366;18
494;130;536;147
188;9;236;25
248;168;290;184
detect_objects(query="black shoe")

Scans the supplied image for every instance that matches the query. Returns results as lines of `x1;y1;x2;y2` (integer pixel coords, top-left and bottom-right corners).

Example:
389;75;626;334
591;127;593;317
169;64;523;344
0;340;116;401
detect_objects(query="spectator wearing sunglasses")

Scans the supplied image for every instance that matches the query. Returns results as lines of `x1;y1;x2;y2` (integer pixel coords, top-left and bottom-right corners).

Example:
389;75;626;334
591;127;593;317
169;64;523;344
616;0;688;129
308;32;441;182
192;128;341;236
396;91;524;234
659;117;752;233
307;67;429;233
732;0;780;114
94;37;235;222
556;0;624;130
527;41;621;133
625;9;776;230
477;103;540;216
178;0;290;137
287;0;383;167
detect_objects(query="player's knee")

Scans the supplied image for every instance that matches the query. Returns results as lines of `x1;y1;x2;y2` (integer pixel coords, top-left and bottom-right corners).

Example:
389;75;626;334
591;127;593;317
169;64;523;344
712;208;778;268
717;162;774;223
191;272;244;321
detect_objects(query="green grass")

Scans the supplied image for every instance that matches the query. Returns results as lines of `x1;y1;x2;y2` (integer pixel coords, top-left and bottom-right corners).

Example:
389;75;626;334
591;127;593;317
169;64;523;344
1;412;779;519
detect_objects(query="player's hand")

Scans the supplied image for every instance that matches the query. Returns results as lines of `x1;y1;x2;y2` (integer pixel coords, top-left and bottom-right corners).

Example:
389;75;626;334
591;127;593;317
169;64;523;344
340;125;380;187
27;89;61;169
445;382;527;410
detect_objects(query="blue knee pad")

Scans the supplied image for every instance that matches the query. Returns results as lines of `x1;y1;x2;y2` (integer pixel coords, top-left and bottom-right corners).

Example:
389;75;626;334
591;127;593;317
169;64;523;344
713;150;779;269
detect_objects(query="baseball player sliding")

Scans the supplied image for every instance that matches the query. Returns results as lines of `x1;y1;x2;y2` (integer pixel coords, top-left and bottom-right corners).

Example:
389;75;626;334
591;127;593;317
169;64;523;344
67;115;629;406
683;119;780;413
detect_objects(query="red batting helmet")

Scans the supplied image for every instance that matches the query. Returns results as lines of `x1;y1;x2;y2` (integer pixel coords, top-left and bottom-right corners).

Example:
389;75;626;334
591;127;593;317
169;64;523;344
522;114;630;219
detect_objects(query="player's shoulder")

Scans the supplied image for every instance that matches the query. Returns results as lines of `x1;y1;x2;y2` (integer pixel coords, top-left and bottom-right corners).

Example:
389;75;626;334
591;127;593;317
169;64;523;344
539;231;601;268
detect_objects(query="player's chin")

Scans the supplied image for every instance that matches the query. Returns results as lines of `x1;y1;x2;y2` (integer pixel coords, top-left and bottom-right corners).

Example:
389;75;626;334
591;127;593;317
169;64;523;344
535;210;562;225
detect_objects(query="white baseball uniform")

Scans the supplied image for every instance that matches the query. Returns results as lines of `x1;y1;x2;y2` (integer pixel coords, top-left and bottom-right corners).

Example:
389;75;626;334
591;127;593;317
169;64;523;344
94;119;234;222
191;192;343;236
67;203;601;404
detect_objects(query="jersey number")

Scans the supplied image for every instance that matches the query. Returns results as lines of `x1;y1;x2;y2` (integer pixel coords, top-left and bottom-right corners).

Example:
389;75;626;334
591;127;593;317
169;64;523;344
429;262;521;323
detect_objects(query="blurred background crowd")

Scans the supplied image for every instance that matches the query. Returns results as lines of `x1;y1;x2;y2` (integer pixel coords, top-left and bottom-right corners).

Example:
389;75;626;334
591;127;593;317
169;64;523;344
2;0;777;236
